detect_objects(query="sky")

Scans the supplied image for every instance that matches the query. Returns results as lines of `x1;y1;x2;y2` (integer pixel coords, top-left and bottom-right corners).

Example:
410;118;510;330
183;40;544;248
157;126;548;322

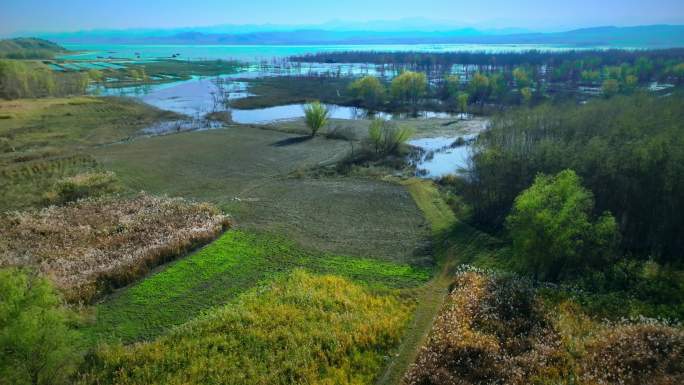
2;0;684;36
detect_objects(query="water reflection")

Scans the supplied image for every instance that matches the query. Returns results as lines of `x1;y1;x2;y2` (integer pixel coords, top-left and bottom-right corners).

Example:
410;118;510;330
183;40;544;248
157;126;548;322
408;134;477;179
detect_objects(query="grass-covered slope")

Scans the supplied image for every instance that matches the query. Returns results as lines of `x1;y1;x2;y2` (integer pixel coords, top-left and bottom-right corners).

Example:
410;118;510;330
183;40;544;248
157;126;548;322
0;37;65;59
85;230;430;343
0;97;180;211
78;270;414;385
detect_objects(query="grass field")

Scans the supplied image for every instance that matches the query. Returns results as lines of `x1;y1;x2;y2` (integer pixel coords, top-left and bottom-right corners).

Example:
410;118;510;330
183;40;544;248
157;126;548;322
92;125;432;263
84;230;430;343
79;270;416;385
0;96;180;210
231;76;355;109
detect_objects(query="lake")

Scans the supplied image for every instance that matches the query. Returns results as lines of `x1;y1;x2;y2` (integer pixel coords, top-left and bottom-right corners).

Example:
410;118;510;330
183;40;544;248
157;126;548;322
60;43;603;62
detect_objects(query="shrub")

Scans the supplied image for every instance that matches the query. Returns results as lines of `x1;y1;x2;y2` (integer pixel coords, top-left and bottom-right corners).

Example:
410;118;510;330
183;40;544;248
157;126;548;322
506;170;619;281
0;268;82;385
349;75;386;107
580;322;684;385
303;101;329;136
367;118;413;156
77;270;413;385
44;171;120;204
404;271;566;385
0;194;231;302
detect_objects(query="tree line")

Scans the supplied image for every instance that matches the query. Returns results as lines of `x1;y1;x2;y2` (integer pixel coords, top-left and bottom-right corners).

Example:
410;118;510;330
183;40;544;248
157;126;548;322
0;60;92;99
461;92;684;264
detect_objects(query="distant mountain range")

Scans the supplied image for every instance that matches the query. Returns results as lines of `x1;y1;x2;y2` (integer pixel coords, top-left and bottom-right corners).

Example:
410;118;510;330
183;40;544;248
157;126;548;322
35;24;684;48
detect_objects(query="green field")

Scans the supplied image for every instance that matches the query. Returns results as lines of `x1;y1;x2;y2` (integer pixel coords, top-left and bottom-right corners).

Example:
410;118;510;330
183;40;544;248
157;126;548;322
84;230;430;343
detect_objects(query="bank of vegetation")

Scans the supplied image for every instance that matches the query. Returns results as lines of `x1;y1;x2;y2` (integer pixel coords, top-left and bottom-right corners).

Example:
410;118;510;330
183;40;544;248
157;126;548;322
0;194;231;303
0;37;65;59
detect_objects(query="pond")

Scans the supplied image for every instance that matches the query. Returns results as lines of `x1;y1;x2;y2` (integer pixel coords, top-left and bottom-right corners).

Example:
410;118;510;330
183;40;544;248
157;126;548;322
231;104;466;124
408;134;478;179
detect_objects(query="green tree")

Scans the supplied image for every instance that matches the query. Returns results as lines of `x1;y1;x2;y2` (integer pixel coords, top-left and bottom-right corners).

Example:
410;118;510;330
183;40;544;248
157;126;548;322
601;79;620;98
0;59;30;99
390;71;427;108
468;73;490;104
513;67;531;88
520;87;533;105
348;76;385;108
303;101;329;136
0;268;81;385
443;74;460;101
457;92;469;116
505;170;618;281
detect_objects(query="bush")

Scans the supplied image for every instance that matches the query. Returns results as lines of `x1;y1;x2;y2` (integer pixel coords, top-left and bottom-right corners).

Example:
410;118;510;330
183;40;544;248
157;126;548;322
506;170;619;281
404;270;565;385
0;268;81;385
303;101;329;136
367;118;413;156
77;270;412;385
44;171;120;204
581;322;684;385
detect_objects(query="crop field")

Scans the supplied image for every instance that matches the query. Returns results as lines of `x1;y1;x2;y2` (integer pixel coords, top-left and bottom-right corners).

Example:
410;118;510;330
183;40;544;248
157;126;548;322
79;270;416;385
84;230;430;343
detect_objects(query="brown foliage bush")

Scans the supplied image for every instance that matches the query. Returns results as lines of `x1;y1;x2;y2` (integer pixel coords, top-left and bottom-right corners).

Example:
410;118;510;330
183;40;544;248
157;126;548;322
581;322;684;385
43;171;121;204
0;193;231;303
403;270;567;385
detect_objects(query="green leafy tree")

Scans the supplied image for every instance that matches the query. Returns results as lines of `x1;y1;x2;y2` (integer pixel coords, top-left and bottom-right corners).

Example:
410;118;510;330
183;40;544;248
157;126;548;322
468;73;490;104
0;59;30;98
520;87;533;105
601;79;620;98
505;170;618;281
303;101;329;136
443;74;461;101
513;67;531;88
348;76;385;108
0;268;81;385
390;71;427;108
488;73;508;103
457;92;469;116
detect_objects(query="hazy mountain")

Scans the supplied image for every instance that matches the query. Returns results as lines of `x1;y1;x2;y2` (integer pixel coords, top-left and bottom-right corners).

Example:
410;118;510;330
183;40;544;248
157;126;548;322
36;24;684;48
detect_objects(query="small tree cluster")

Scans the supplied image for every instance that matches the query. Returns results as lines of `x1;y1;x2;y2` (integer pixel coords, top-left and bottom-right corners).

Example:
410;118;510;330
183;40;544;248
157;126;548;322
348;75;385;108
506;170;619;281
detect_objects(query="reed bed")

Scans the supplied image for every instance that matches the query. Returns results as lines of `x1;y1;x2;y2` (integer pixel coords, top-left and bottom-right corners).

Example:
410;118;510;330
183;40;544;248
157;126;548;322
403;268;683;385
0;193;231;302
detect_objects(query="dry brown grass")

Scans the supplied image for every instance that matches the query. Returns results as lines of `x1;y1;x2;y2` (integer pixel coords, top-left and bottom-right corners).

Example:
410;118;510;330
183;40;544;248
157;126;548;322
403;268;684;385
580;322;684;385
0;193;231;303
403;269;567;385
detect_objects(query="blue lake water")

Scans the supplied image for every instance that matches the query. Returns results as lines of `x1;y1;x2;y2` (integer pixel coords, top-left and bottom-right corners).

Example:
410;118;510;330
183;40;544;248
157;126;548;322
60;43;600;62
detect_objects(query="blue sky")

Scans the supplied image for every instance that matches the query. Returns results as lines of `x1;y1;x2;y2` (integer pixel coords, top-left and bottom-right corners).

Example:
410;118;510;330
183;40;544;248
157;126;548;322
2;0;684;35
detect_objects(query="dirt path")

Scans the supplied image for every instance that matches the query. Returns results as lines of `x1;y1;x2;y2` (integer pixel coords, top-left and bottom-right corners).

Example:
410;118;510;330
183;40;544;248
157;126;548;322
376;179;458;385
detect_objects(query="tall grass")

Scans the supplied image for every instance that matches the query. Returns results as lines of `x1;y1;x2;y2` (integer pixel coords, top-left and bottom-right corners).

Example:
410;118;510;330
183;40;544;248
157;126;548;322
77;270;413;385
0;194;231;303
